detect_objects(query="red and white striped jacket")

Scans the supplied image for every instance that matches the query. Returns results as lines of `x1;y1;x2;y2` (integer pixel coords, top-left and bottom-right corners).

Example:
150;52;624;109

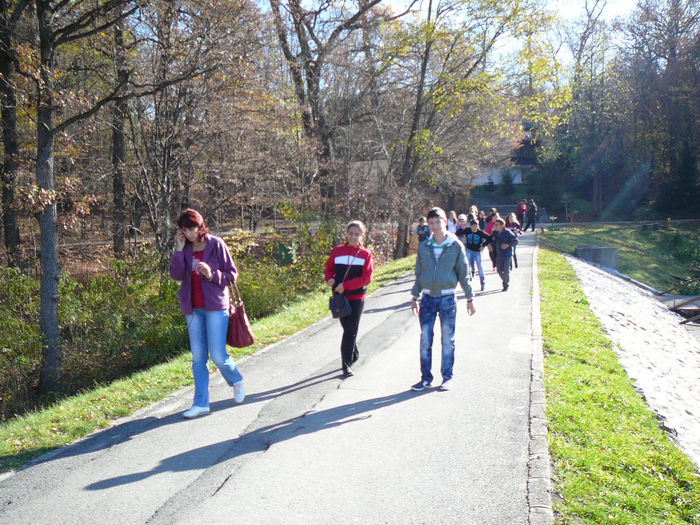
324;243;374;300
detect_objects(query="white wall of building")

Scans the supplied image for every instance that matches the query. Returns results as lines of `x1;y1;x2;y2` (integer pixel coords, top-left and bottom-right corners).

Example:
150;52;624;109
471;167;524;186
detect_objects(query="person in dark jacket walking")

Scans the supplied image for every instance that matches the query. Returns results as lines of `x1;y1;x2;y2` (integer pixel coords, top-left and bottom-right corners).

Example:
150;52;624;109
412;217;430;244
464;219;492;291
523;199;538;232
454;213;470;245
325;221;374;377
170;209;245;418
491;218;519;291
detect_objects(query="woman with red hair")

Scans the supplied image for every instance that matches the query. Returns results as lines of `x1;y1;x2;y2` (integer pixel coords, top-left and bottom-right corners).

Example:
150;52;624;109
170;209;245;418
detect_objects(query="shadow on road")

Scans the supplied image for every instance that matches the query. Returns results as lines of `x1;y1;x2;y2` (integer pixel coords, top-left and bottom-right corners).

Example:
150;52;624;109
242;370;341;404
364;301;412;314
12;371;342;473
474;290;503;297
85;389;431;491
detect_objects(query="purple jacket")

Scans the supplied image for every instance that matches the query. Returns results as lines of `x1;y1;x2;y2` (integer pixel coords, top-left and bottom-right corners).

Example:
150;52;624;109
170;234;238;315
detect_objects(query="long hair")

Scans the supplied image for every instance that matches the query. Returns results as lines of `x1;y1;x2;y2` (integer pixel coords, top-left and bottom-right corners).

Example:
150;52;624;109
346;220;367;246
176;209;210;242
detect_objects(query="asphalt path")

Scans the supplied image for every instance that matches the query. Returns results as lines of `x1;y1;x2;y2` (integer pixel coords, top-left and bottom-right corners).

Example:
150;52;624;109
0;233;537;525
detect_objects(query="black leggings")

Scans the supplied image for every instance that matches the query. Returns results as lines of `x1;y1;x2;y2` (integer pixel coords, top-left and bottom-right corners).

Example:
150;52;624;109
523;217;536;231
340;299;364;368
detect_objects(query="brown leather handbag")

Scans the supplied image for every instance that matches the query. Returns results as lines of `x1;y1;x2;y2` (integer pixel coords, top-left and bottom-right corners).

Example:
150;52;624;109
226;281;254;348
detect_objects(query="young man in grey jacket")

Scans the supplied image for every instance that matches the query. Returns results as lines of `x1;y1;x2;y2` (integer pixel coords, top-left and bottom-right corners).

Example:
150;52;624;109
410;207;476;392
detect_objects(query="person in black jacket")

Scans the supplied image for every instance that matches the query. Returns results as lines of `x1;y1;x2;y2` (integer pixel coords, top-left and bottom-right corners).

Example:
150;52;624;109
412;217;431;244
491;218;519;291
454;213;470;245
523;199;538;232
464;220;491;291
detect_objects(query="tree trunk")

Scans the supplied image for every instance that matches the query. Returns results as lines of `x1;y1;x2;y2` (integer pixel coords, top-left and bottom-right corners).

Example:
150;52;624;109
37;1;61;392
306;60;337;216
394;1;434;259
394;215;409;259
112;19;128;258
0;0;21;264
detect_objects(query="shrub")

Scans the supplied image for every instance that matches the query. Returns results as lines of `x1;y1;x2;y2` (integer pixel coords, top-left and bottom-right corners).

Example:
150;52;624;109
0;254;187;421
0;268;43;419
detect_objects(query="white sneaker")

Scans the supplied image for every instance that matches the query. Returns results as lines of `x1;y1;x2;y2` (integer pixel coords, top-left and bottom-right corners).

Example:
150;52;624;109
439;379;454;391
183;405;210;419
233;381;246;404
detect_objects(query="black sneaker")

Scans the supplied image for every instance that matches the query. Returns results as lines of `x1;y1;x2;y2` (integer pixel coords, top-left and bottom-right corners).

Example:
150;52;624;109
411;380;431;391
502;284;509;291
342;366;354;377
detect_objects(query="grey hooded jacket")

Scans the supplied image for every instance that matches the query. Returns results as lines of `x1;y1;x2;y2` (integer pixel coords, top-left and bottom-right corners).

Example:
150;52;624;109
411;233;473;301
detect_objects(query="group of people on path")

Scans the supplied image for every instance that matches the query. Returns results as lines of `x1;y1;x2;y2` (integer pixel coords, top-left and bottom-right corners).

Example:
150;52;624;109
169;200;532;418
413;200;536;293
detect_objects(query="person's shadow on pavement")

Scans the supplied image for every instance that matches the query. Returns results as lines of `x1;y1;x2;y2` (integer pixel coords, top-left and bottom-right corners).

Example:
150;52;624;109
85;389;431;491
12;371;342;472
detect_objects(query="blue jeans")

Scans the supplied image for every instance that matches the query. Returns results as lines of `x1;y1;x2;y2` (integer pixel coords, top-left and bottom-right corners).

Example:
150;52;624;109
186;309;243;408
418;294;457;383
466;249;485;287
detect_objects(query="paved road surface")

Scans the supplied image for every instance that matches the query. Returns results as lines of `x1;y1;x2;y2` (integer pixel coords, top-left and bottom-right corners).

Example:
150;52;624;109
0;234;537;524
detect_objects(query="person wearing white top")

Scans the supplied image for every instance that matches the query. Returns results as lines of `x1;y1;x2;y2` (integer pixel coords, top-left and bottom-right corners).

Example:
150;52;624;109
447;210;458;234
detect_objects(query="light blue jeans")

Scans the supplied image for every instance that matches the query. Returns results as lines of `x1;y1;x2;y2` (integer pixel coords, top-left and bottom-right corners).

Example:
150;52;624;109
466;249;485;287
418;294;457;383
186;309;243;408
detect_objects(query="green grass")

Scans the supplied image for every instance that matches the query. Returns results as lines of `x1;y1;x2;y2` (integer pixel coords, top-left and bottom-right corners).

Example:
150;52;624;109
540;224;699;292
0;255;416;473
538;248;700;524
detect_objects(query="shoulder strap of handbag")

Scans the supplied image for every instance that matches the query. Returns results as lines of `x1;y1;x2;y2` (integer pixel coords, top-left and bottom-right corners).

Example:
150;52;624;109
339;248;363;284
228;279;244;307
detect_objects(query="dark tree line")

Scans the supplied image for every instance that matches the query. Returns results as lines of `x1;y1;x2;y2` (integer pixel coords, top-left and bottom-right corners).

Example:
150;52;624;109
525;0;699;219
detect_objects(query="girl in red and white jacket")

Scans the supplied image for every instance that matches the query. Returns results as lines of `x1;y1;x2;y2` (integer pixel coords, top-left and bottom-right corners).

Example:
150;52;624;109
324;220;374;376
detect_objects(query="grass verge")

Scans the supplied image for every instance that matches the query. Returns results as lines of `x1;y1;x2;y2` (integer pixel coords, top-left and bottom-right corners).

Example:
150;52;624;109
538;248;700;523
0;255;416;473
540;223;698;292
